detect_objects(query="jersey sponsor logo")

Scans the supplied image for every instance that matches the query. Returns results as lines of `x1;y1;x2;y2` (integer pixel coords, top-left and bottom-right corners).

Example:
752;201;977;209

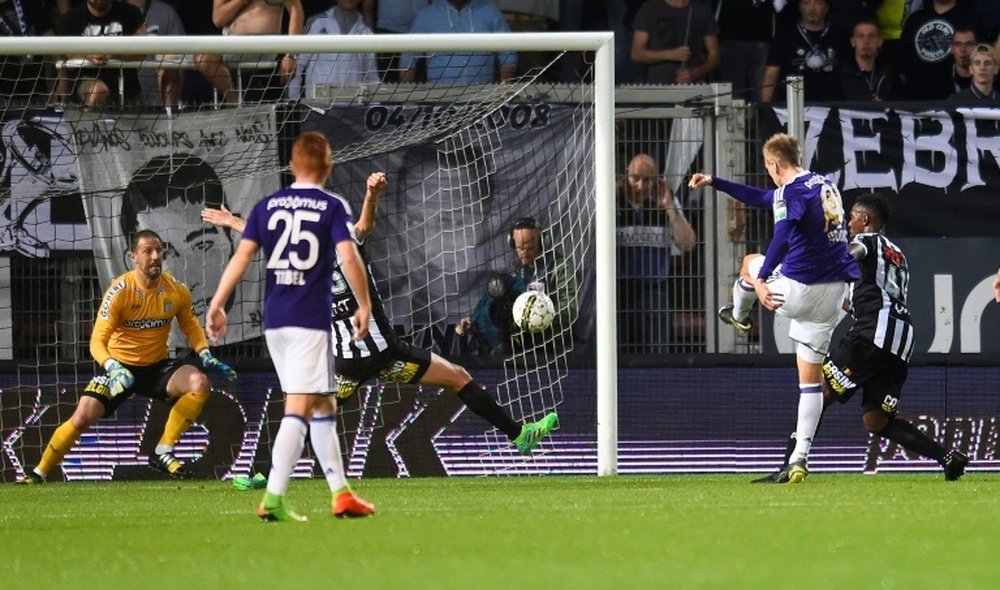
123;318;171;329
99;279;127;320
266;195;329;212
913;19;954;63
379;360;420;384
822;360;857;395
616;225;671;248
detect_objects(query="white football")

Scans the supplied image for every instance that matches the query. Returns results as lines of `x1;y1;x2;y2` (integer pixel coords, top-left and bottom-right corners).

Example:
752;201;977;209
512;290;555;333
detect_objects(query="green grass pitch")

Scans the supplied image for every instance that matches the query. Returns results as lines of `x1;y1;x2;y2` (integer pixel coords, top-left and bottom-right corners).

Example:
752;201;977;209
3;474;999;589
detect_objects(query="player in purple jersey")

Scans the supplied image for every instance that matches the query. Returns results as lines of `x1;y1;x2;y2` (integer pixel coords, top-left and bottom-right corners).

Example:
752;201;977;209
207;132;374;522
755;193;969;482
202;172;559;457
689;133;859;484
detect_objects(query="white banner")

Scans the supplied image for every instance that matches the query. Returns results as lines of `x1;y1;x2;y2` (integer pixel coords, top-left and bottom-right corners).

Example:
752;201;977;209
74;106;279;345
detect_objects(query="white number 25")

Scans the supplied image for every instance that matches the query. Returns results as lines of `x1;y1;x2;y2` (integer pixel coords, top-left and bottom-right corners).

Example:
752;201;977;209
266;210;321;270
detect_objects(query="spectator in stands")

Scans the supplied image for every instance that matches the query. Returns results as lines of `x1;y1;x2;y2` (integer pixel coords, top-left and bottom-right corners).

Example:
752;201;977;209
400;0;516;84
616;154;696;354
125;0;185;109
840;17;900;101
896;0;979;100
875;0;923;64
371;0;428;81
196;0;304;104
948;43;1000;104
762;0;848;103
714;0;779;103
58;0;147;110
0;0;55;107
630;0;720;85
949;26;978;96
456;217;575;355
286;0;379;99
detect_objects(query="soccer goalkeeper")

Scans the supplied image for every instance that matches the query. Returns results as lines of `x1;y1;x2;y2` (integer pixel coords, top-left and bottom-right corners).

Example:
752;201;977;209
20;229;236;483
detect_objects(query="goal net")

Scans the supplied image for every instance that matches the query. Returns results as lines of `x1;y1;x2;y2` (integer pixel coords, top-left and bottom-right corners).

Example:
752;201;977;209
0;32;613;482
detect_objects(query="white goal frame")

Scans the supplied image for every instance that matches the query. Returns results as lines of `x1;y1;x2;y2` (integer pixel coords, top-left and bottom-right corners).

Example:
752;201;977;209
0;32;619;476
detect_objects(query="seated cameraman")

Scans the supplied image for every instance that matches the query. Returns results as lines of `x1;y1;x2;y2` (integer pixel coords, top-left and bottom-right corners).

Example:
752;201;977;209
456;217;549;355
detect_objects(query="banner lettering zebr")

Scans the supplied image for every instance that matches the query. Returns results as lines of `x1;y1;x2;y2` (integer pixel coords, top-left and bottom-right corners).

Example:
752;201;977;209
74;105;280;345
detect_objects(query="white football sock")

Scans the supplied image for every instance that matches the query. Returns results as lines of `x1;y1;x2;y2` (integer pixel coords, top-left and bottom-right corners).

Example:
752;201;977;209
789;384;823;463
266;415;308;497
732;277;756;321
310;413;350;494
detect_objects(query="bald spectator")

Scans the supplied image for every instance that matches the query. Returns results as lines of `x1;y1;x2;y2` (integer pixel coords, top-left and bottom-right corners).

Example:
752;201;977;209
616;153;696;354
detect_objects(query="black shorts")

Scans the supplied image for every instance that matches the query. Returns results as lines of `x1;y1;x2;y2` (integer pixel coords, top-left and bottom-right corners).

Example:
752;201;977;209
822;335;908;415
334;338;432;399
81;354;202;415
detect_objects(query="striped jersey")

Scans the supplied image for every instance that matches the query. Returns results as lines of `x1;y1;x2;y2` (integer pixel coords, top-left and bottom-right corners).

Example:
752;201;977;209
243;183;354;331
847;231;914;361
329;241;394;359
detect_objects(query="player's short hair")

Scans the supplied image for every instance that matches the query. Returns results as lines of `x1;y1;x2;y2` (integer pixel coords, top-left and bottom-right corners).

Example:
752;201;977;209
762;133;802;167
292;131;333;177
854;192;890;229
130;229;162;252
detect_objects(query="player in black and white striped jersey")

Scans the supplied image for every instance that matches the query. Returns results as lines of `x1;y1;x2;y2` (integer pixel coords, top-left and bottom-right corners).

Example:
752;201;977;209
202;172;557;458
756;193;969;483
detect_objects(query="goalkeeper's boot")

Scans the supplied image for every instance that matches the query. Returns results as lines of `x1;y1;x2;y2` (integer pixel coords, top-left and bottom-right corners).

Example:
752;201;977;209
17;471;44;485
942;450;969;481
149;451;193;479
718;305;753;334
333;490;376;518
785;459;809;484
258;493;307;523
514;412;559;455
750;469;789;484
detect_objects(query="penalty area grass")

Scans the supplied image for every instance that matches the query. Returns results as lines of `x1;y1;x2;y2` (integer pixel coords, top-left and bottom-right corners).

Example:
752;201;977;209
2;474;999;589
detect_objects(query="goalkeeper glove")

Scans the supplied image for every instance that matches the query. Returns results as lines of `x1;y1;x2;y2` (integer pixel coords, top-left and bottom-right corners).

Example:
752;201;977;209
199;349;237;382
103;359;134;398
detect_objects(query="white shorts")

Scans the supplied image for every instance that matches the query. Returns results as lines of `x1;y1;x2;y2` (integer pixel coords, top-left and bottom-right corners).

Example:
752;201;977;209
749;256;848;356
264;327;336;394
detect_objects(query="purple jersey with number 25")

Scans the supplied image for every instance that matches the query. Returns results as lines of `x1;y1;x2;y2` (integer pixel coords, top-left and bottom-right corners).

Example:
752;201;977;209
243;182;354;330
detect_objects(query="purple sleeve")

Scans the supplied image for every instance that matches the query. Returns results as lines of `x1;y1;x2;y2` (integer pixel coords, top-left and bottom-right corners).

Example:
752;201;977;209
329;205;353;245
243;206;261;244
711;177;773;208
759;219;793;279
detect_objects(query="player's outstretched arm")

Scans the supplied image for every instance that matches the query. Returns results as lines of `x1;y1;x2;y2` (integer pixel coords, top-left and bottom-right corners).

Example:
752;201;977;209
207;239;258;343
201;204;247;233
690;172;772;208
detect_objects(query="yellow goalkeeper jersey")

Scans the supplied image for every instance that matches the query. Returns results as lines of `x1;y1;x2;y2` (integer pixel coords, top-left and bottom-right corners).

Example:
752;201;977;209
90;270;209;368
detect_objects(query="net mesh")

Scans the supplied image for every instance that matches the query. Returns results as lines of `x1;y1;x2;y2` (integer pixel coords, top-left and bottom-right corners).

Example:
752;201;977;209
0;38;597;481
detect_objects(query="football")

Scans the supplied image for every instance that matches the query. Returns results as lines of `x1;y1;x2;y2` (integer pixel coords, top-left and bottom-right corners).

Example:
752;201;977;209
512;290;555;333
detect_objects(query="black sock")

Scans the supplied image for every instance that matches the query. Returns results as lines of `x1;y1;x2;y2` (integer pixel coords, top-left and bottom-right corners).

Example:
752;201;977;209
457;381;521;440
877;418;947;463
782;431;796;467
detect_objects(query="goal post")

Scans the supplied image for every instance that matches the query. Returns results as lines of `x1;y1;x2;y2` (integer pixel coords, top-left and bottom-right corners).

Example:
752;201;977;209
0;31;618;478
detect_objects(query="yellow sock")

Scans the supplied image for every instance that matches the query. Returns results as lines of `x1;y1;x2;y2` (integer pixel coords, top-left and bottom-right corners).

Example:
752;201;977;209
159;391;210;447
38;421;82;477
